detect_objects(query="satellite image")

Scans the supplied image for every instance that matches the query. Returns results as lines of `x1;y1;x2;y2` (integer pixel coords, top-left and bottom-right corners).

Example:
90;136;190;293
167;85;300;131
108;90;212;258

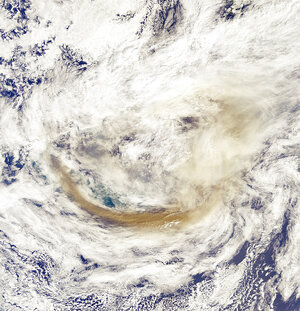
0;0;299;310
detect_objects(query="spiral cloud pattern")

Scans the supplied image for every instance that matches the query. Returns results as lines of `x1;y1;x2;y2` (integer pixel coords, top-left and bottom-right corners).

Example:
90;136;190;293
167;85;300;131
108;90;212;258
0;0;299;310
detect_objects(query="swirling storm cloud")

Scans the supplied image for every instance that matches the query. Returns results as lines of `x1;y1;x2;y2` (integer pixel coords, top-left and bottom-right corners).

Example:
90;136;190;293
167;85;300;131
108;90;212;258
0;0;299;310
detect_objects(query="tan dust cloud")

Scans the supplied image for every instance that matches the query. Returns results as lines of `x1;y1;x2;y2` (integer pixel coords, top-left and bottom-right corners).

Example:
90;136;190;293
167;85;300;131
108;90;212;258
49;89;263;229
50;155;221;229
163;95;262;210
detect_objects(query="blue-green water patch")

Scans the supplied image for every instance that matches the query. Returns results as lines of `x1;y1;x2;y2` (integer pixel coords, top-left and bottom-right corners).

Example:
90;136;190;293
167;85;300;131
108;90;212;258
102;197;115;208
